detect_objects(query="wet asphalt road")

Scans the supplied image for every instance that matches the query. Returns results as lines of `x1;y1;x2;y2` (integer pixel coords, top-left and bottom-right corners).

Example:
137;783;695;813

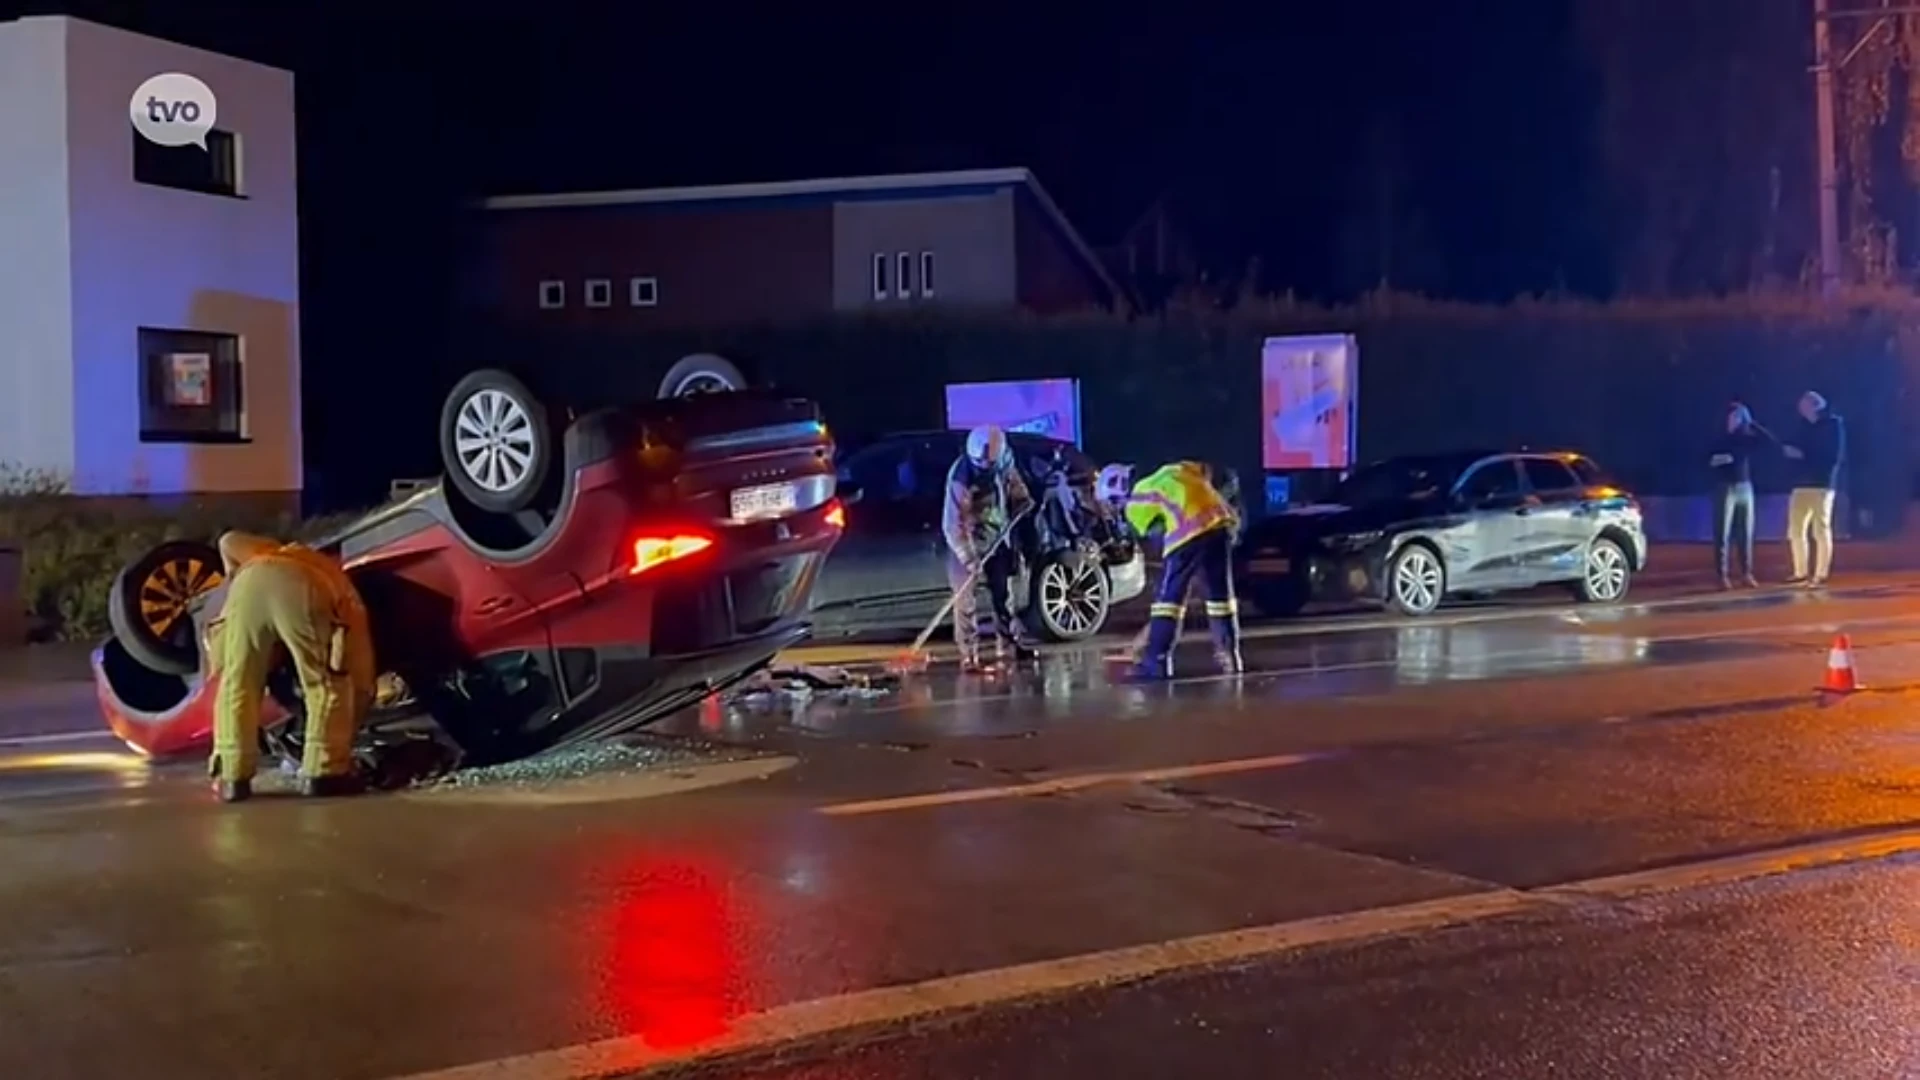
730;860;1920;1079
2;579;1920;1076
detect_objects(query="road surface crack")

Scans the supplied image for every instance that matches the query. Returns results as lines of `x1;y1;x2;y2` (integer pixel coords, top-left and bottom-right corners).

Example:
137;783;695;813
1124;782;1312;835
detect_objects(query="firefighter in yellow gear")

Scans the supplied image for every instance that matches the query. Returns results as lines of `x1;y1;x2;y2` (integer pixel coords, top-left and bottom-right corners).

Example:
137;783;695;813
206;531;376;802
1122;461;1243;679
1117;464;1245;665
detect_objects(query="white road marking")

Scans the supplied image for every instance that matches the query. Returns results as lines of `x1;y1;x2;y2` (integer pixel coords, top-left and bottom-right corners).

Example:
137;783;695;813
1540;826;1920;902
816;752;1324;817
384;825;1920;1080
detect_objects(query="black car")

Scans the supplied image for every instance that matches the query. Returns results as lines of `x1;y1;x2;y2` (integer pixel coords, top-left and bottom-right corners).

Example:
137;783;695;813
809;430;1147;640
1238;450;1649;618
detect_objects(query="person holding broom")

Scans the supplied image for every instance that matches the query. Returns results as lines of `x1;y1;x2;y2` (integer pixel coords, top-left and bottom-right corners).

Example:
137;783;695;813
942;425;1040;673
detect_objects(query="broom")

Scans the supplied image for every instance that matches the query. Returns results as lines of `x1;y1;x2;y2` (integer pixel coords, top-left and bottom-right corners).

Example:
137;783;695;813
889;506;1032;673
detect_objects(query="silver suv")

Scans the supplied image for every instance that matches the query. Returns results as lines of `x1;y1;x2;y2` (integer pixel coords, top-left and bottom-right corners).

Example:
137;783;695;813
1239;450;1648;617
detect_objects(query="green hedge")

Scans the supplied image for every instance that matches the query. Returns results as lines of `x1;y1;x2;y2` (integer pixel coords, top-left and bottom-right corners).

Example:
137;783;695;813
463;290;1920;523
0;467;361;642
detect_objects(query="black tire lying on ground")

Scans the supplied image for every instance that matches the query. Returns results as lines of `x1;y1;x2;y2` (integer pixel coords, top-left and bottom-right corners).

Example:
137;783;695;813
108;539;223;676
439;368;558;515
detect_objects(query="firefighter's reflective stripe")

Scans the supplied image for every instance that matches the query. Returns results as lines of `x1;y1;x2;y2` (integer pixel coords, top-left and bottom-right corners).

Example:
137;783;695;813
1205;599;1238;617
1149;602;1185;619
1126;464;1235;554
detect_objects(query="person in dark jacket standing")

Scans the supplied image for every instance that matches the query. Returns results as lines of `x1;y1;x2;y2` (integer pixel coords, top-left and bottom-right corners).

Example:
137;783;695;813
1708;403;1767;589
1780;390;1847;587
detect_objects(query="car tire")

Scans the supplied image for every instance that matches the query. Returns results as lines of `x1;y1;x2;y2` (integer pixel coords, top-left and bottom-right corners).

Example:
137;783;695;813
1028;550;1111;641
1574;536;1632;604
439;368;557;515
107;539;223;676
1386;542;1446;617
658;354;748;398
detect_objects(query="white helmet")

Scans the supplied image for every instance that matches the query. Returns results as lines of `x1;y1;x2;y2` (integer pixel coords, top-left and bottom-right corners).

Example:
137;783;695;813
1096;463;1133;503
965;425;1008;468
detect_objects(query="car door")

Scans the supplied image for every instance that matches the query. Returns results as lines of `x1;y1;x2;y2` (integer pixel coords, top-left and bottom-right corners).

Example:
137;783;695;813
1441;457;1533;590
809;438;951;630
1517;456;1591;582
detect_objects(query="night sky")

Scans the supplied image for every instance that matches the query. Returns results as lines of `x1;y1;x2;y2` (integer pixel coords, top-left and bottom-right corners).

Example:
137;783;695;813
2;1;1606;499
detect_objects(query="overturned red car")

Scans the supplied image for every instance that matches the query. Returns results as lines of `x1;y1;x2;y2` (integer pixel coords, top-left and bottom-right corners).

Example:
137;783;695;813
95;369;843;765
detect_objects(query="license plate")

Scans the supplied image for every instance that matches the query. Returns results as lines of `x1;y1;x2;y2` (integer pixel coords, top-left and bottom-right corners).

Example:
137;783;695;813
730;482;799;521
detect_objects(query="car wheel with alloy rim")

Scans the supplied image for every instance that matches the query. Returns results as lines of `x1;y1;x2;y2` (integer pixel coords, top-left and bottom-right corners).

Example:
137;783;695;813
1574;536;1631;604
1029;550;1111;641
438;369;556;515
108;539;224;675
1386;542;1446;617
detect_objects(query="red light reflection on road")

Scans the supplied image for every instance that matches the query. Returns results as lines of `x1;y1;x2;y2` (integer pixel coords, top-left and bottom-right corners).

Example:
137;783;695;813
584;852;747;1050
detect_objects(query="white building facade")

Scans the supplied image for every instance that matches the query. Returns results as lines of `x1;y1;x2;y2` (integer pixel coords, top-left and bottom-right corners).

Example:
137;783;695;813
0;15;299;497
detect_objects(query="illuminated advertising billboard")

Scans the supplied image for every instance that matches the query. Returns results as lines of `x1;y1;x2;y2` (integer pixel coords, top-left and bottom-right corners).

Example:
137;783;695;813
943;378;1082;445
1261;334;1357;470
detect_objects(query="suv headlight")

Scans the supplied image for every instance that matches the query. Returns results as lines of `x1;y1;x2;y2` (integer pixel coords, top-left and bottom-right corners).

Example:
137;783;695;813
1328;531;1385;553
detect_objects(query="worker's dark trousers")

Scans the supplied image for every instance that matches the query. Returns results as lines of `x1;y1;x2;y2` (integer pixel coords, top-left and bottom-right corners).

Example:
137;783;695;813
1132;528;1240;679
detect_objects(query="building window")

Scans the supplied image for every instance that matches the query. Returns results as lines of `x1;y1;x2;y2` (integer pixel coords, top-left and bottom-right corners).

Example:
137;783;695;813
138;327;245;444
629;276;659;307
920;251;936;298
585;279;612;308
538;280;565;309
871;253;889;300
132;127;241;197
896;252;912;299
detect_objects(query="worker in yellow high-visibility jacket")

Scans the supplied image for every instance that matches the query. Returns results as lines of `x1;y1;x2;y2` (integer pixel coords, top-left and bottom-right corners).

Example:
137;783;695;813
205;531;376;802
1123;461;1242;679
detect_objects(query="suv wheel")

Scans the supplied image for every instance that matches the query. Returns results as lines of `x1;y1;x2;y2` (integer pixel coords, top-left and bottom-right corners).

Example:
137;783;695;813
439;369;556;514
1029;550;1110;641
1575;537;1631;604
1387;543;1446;617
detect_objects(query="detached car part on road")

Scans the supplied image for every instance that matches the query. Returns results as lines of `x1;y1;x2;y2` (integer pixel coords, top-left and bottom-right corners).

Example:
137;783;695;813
808;430;1146;642
94;368;844;765
1239;450;1646;618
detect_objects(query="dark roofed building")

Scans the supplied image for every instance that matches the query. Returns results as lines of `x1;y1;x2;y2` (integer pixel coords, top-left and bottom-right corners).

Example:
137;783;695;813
470;168;1123;329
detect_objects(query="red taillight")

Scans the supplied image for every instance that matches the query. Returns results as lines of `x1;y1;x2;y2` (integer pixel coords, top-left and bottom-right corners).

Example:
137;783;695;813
629;534;713;576
824;501;846;529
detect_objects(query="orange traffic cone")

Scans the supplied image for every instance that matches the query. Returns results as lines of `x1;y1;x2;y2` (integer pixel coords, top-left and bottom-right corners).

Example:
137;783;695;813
1821;633;1860;694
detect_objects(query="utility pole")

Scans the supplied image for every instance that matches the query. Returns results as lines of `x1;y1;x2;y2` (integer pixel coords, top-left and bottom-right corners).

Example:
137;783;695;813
1813;0;1842;298
1810;4;1920;297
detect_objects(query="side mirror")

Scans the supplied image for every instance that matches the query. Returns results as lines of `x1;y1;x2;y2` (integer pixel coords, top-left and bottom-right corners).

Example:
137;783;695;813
838;482;864;505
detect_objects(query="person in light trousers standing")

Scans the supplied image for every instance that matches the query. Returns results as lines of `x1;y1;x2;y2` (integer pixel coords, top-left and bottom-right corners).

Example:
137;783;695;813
1780;390;1847;588
1707;403;1768;589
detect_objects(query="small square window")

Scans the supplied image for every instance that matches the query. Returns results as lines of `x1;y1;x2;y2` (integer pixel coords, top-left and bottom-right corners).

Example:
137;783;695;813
871;253;889;300
585;279;612;308
630;276;659;307
920;251;936;298
896;252;912;299
538;280;565;309
132;127;242;198
138;327;246;444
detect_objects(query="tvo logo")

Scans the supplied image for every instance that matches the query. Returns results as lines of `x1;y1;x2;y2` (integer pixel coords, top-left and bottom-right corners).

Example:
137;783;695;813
129;73;217;149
